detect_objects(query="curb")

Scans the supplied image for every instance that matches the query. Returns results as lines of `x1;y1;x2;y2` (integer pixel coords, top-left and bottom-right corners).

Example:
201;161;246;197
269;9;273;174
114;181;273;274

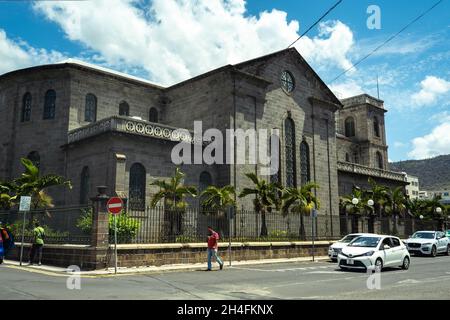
3;256;331;277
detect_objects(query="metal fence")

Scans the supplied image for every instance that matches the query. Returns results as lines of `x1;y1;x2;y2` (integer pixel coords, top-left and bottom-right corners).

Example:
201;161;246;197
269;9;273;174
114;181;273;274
121;207;342;244
0;206;92;245
120;208;448;244
1;205;446;245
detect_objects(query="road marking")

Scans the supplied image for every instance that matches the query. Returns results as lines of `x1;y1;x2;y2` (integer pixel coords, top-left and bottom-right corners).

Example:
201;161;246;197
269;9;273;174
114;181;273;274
230;264;335;272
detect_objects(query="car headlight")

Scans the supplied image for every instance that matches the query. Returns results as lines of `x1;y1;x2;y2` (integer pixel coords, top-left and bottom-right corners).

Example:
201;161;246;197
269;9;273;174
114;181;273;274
362;251;375;256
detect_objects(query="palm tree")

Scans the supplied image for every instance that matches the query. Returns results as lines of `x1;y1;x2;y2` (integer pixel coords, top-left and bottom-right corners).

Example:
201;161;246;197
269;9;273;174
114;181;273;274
281;182;320;240
238;173;281;237
367;178;389;233
0;181;18;210
385;187;407;235
200;185;236;237
424;195;444;230
14;158;72;210
150;167;197;240
340;186;372;233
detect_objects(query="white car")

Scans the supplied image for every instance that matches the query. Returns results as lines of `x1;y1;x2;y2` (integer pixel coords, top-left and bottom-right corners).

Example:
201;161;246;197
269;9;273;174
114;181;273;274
328;233;377;261
403;231;450;257
338;235;410;271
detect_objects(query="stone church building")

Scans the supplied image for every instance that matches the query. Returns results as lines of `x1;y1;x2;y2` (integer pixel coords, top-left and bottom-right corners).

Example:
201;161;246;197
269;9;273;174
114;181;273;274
0;48;407;236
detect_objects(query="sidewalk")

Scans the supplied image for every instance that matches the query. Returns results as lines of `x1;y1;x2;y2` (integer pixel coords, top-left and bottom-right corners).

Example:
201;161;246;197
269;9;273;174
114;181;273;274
3;255;330;276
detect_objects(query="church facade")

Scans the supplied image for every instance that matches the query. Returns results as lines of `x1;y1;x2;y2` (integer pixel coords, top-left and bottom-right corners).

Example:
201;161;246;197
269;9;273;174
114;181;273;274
0;48;407;236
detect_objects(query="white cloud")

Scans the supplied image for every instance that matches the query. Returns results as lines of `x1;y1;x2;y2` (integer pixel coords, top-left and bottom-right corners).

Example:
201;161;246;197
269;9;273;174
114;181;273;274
0;29;67;75
328;80;364;99
408;122;450;159
411;76;450;107
32;0;355;86
393;141;407;148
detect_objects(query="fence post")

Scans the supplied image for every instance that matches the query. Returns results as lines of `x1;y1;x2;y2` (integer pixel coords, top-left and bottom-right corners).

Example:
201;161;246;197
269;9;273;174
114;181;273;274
89;186;110;270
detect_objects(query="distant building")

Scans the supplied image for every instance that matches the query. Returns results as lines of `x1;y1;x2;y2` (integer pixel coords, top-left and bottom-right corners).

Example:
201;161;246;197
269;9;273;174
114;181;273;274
405;174;420;199
418;190;450;205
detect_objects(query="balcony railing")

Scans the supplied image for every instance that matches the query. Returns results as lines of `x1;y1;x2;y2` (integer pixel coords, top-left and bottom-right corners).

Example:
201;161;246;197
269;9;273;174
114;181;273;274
67;116;203;145
337;161;407;182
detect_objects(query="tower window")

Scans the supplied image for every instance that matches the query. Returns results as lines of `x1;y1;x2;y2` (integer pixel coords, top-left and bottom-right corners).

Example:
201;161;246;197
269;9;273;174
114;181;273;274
374;117;380;137
84;93;97;123
43;89;56;120
149;108;158;123
21;93;32;122
119;101;130;116
345;117;355;137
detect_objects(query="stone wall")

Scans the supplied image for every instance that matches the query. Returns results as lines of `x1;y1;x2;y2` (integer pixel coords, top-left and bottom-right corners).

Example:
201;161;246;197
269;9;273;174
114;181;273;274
7;241;331;270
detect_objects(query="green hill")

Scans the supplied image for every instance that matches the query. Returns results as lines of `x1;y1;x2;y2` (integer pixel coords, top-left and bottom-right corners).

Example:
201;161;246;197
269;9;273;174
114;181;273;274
389;154;450;190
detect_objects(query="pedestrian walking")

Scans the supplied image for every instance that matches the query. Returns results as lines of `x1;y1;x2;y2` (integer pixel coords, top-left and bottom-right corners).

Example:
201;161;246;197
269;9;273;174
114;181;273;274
29;221;45;265
206;226;223;271
0;221;14;258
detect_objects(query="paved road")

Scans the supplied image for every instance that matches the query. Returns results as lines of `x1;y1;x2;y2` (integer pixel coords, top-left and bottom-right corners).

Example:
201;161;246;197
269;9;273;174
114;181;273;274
1;256;449;300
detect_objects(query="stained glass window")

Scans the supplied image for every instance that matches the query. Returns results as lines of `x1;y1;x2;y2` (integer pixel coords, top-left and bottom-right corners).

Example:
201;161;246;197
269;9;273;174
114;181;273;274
284;117;296;187
300;141;310;185
129;163;146;211
84;94;97;122
281;71;295;93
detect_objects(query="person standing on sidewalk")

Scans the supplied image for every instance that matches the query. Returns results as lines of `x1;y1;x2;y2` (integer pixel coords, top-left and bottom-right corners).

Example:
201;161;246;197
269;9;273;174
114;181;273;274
29;221;45;265
206;226;224;271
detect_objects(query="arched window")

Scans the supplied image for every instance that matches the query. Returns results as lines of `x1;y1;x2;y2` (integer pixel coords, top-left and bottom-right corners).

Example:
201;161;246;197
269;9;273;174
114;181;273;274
84;94;97;122
199;171;212;192
354;152;359;164
269;132;281;184
129;163;146;211
199;171;212;209
79;166;90;205
21;93;32;122
27;151;40;168
345;153;350;162
374;117;380;137
43;89;56;120
284;117;296;188
149;108;158;123
376;152;383;169
300;141;310;185
345;117;355;137
119;101;129;116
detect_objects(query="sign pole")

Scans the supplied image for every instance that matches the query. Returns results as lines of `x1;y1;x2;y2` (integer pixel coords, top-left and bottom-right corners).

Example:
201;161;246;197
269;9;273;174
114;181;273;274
228;206;232;267
106;197;123;275
19;211;26;266
312;208;316;262
18;195;32;266
114;214;118;275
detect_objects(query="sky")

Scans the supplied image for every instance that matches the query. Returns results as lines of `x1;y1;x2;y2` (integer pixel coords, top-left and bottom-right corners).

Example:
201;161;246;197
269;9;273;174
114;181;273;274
0;0;449;162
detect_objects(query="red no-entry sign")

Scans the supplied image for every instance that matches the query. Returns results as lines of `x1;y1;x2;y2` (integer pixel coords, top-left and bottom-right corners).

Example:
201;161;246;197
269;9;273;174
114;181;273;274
107;197;123;215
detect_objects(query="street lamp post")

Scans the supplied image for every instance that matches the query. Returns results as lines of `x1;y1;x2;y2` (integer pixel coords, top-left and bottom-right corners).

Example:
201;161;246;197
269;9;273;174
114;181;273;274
352;198;359;232
367;199;374;233
435;207;443;230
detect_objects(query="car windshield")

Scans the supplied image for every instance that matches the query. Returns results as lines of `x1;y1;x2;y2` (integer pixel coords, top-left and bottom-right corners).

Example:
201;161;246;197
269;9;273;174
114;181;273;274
411;232;435;239
348;236;381;248
340;235;361;243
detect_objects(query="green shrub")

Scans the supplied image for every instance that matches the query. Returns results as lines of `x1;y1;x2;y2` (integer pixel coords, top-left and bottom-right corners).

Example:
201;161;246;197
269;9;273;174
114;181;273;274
8;220;69;241
76;209;141;244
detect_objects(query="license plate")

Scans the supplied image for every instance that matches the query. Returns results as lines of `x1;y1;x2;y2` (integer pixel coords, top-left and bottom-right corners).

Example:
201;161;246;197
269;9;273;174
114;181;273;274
347;259;354;265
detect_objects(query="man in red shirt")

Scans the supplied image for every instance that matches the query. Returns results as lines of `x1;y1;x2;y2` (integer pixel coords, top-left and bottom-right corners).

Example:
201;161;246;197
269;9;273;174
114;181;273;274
207;226;223;271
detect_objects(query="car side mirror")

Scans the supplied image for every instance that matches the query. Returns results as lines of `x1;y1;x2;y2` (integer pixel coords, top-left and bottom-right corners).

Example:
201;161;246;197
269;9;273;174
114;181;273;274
383;244;391;250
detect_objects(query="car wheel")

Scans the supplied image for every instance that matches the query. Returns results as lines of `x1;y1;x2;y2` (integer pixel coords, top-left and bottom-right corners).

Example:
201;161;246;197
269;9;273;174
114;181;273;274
0;258;3;265
446;245;450;256
375;258;383;271
431;246;437;257
401;256;410;270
